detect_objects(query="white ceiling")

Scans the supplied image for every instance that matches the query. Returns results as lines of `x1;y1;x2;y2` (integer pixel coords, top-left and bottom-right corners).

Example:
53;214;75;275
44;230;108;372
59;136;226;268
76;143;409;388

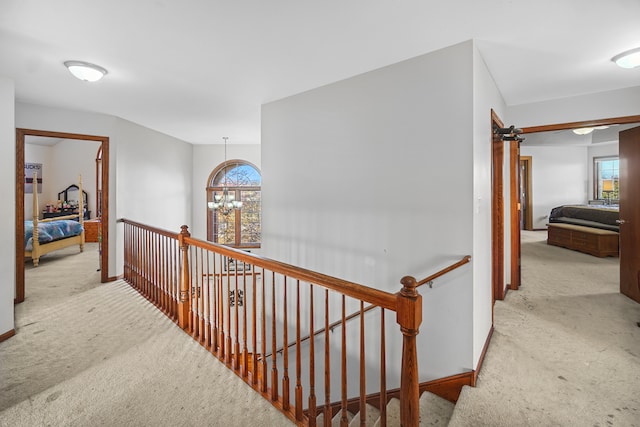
523;123;639;147
1;0;639;145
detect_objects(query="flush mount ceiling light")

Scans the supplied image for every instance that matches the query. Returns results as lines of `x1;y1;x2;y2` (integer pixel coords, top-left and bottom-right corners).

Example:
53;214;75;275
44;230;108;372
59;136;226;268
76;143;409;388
611;47;640;69
572;125;609;135
64;60;108;82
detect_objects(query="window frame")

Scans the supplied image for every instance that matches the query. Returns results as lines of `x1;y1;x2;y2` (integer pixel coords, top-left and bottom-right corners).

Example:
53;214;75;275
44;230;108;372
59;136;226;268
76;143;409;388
206;159;261;248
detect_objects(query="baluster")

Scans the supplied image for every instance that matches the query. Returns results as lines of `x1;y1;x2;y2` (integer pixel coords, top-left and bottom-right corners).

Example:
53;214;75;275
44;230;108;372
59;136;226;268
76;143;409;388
218;253;225;361
271;272;279;401
205;250;212;350
282;276;290;411
340;295;348;427
192;246;199;338
380;308;387;426
171;239;177;320
260;267;267;393
226;258;232;366
324;289;331;426
359;301;366;426
295;280;302;421
234;260;240;371
251;265;258;386
210;250;218;353
308;284;317;426
201;248;209;347
241;261;248;378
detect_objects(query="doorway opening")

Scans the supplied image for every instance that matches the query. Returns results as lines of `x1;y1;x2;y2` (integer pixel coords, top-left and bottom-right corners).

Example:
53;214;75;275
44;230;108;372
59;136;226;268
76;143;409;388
15;129;110;304
515;115;640;301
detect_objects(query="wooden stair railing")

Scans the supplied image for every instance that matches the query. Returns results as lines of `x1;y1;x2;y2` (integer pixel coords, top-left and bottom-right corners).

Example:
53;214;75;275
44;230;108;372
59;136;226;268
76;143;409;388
266;255;472;362
120;219;471;427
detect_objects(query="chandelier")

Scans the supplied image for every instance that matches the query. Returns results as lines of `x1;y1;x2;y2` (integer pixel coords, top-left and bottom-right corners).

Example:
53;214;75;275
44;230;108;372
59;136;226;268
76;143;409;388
208;137;243;215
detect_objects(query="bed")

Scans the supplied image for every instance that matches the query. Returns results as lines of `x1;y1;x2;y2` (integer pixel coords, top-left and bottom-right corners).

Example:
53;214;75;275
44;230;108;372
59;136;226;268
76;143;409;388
547;204;619;257
25;173;85;266
548;204;619;231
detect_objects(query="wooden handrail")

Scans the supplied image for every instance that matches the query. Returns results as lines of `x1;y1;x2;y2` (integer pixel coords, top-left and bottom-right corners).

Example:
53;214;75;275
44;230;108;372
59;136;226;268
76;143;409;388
119;218;396;310
414;255;471;288
261;304;378;360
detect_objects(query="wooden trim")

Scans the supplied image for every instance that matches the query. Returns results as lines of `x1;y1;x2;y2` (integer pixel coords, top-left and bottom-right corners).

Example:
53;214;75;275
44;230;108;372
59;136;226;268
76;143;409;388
491;110;505;304
15;129;110;305
520;156;533;230
472;326;494;386
0;329;16;343
509;141;521;291
522;114;640;134
421;372;474;403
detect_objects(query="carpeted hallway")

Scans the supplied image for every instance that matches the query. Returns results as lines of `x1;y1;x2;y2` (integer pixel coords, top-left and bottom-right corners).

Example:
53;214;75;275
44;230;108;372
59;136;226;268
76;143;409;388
1;232;640;426
450;231;640;426
0;244;293;426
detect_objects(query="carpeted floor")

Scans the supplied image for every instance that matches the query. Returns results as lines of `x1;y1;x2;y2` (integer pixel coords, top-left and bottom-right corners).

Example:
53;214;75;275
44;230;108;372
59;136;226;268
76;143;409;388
2;233;640;426
1;244;293;426
450;230;640;426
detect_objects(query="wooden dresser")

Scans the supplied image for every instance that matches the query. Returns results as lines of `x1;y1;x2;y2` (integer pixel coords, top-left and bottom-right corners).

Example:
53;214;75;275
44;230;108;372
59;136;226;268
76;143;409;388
547;223;619;257
84;219;101;243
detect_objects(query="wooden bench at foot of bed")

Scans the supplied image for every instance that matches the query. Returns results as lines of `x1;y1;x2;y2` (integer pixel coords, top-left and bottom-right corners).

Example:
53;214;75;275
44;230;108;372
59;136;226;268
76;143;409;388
547;223;619;257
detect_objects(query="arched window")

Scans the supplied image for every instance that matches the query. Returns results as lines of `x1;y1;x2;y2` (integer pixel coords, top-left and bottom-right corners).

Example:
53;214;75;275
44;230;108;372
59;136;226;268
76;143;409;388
206;160;261;247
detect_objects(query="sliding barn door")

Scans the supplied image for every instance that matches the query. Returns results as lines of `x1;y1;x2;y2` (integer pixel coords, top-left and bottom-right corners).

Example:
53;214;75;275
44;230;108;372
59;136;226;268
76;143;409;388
619;126;640;303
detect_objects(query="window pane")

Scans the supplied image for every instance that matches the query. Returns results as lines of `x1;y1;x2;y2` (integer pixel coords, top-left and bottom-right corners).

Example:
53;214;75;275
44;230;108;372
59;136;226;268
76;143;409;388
240;190;261;244
216;212;236;244
595;158;619;200
213;163;261;187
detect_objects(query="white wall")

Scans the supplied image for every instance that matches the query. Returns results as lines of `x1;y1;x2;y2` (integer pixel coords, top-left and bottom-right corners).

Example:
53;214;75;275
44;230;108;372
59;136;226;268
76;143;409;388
508;86;640;128
472;44;506;367
24;143;52;220
191;144;261;240
0;77;15;337
25;139;100;220
262;41;475;382
519;145;588;229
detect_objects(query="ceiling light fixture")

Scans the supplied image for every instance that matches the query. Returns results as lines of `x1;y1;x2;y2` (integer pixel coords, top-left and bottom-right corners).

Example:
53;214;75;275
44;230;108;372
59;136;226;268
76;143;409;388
573;128;594;135
64;60;108;82
611;47;640;69
572;125;610;136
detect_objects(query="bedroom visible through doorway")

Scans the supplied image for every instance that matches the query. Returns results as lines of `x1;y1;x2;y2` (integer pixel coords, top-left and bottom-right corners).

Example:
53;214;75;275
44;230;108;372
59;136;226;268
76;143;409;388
15;129;110;304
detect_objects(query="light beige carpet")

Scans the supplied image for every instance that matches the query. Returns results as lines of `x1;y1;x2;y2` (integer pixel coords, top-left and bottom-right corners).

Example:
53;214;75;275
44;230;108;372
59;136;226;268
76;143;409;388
450;231;640;426
1;244;293;426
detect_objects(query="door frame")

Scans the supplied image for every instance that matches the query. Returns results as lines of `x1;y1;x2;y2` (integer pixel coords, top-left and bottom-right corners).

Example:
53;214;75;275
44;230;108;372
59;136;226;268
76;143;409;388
519;156;533;230
15;129;110;303
491;110;506;303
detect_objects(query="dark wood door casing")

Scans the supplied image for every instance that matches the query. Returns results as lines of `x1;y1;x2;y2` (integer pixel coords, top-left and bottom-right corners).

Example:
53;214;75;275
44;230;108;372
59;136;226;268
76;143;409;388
619;126;640;303
491;110;505;303
15;129;110;303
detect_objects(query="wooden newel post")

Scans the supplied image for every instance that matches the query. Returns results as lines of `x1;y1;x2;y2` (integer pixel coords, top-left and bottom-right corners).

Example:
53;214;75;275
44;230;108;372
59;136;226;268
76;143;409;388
397;275;422;427
178;225;191;330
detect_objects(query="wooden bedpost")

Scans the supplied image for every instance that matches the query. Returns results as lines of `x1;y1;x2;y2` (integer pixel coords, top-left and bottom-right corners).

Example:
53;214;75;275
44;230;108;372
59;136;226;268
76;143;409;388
31;171;40;267
78;174;85;252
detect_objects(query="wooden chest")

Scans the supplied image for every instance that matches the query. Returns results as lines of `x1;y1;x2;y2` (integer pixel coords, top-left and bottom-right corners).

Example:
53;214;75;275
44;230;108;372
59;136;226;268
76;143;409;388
84;219;101;243
547;223;619;257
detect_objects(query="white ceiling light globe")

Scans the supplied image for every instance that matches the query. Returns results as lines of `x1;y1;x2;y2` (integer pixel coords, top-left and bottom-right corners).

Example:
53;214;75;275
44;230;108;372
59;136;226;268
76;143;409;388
64;61;108;82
